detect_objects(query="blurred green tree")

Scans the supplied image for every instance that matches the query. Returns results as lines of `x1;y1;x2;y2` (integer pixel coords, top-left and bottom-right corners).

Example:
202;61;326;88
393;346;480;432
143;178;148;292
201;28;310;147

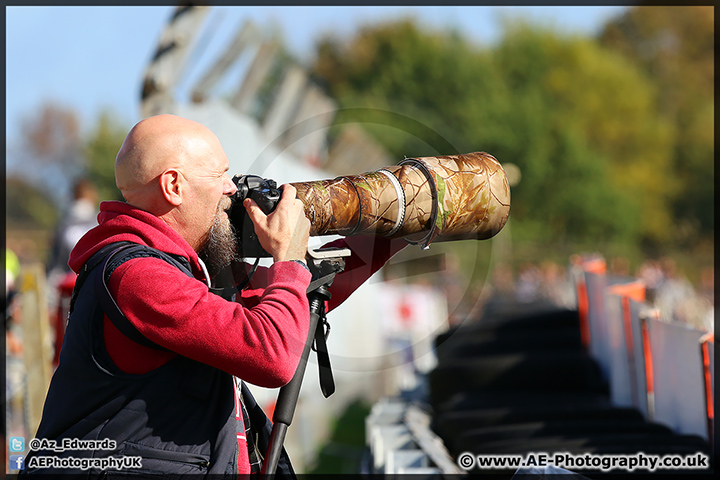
599;5;714;246
6;105;130;245
311;19;676;249
313;19;487;157
5;103;80;232
490;24;676;248
10;103;84;204
6;176;60;230
20;102;83;172
84;110;128;201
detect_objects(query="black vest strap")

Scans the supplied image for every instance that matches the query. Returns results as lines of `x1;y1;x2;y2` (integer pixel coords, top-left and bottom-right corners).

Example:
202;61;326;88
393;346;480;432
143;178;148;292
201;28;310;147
68;241;134;318
73;242;195;352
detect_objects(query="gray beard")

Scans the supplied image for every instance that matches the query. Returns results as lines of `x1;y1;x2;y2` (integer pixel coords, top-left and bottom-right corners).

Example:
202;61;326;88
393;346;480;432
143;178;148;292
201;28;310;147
198;206;239;279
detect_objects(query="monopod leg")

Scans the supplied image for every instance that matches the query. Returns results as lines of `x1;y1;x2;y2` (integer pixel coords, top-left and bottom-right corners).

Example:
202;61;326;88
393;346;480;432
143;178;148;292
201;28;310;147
261;286;330;476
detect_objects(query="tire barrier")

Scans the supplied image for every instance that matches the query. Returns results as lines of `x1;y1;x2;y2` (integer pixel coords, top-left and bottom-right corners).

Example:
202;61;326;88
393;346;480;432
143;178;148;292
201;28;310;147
434;391;610;415
454;301;581;330
435;326;584;361
433;404;645;441
427;290;713;477
453;418;672;449
429;351;608;406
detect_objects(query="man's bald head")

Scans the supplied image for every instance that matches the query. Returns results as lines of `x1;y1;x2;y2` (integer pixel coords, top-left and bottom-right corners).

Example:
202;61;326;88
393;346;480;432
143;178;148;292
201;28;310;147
115;114;224;212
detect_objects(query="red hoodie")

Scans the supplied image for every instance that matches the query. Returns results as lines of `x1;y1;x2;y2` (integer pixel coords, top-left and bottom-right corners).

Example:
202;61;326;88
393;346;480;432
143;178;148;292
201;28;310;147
67;201;405;475
69;200;405;381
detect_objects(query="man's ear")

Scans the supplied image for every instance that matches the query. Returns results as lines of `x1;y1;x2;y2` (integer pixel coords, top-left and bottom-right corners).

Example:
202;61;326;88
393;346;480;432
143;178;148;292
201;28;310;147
159;168;183;206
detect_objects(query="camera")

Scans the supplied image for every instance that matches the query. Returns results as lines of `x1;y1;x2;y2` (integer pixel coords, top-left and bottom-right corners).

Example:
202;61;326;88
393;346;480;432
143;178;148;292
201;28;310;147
229;174;281;258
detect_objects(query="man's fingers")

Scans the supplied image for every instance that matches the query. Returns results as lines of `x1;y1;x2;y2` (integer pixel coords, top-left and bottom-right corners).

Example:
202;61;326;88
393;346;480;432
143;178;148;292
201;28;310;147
280;184;297;201
243;198;267;227
243;186;310;261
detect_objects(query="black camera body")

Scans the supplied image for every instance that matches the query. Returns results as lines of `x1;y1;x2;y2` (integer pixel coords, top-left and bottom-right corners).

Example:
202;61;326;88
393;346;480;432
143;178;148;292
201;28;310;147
229;174;281;258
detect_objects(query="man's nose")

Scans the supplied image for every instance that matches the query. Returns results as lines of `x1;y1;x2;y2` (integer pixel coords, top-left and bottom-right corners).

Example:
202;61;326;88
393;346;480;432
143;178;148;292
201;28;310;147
224;174;237;196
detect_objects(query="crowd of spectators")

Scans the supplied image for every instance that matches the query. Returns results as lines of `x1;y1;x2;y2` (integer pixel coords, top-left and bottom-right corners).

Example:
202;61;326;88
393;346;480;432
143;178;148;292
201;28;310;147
637;257;714;331
478;255;714;333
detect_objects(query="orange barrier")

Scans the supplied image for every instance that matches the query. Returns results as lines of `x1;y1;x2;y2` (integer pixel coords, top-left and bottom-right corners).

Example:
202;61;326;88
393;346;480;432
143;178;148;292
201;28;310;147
575;258;607;350
700;332;714;444
607;281;646;304
575;277;590;349
582;258;607;275
576;253;712;441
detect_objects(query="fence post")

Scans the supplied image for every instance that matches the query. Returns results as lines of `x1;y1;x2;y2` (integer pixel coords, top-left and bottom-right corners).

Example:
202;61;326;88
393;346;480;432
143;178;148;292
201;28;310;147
19;263;53;436
639;308;660;421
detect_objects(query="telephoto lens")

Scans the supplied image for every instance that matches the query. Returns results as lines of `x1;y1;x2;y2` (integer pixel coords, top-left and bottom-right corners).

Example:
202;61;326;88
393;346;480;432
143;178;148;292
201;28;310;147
290;152;510;249
229;152;511;256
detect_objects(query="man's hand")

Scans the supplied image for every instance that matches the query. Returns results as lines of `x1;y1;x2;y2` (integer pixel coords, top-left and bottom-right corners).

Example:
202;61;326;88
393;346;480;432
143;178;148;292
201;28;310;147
244;184;311;263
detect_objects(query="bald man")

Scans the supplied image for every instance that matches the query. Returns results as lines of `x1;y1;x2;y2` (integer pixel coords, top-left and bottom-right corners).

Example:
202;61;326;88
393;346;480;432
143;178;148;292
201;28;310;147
25;115;406;477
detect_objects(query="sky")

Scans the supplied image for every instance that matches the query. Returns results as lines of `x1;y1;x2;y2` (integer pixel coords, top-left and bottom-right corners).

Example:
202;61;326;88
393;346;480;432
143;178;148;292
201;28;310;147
5;5;628;159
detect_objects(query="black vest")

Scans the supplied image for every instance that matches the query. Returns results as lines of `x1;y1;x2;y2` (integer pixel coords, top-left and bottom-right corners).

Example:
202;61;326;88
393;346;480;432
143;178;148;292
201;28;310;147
23;244;242;477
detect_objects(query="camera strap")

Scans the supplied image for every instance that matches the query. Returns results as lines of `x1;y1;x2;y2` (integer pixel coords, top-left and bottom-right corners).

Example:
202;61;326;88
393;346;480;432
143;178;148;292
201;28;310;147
306;263;346;399
304;274;336;397
312;303;335;398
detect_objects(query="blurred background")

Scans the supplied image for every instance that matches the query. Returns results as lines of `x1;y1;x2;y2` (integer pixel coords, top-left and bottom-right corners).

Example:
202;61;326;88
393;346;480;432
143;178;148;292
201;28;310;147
4;4;714;475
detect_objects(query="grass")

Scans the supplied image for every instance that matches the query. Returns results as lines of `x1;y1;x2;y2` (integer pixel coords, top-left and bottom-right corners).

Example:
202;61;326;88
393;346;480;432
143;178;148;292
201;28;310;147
305;399;372;474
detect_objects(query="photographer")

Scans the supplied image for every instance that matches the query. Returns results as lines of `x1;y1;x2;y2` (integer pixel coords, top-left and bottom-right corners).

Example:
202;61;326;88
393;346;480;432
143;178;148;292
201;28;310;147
25;114;405;476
